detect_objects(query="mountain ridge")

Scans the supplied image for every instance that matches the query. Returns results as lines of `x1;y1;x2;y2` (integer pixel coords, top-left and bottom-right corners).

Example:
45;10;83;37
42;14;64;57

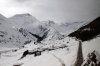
0;13;91;48
68;16;100;41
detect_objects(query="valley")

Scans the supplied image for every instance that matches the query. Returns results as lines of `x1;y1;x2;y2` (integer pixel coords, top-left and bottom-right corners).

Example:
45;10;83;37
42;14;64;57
0;14;100;66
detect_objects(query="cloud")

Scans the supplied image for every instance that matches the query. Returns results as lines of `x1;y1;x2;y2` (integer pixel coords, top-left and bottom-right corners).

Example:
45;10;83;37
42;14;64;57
14;0;28;2
0;0;100;23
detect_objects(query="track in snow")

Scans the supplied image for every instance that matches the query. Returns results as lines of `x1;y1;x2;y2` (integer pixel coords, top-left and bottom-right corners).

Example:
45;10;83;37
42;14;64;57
51;53;65;66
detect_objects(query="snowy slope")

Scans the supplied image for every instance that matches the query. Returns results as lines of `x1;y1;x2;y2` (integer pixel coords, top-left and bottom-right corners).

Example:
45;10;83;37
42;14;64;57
81;37;100;66
69;16;100;41
10;13;43;36
0;13;87;49
59;22;89;35
10;13;39;27
82;37;100;60
10;15;64;41
0;37;79;66
10;14;87;42
0;14;36;50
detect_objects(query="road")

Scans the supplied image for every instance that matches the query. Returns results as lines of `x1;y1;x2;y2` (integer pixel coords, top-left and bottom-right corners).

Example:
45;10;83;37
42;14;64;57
74;40;83;66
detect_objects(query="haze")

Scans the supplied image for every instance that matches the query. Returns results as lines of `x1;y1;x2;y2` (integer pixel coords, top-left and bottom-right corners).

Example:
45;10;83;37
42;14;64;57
0;0;100;23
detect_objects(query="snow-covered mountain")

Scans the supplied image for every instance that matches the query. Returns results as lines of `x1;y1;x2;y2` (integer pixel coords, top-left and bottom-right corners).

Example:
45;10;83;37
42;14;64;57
0;14;36;49
10;14;87;42
0;13;100;66
10;14;47;38
59;21;89;35
10;13;39;26
1;13;88;49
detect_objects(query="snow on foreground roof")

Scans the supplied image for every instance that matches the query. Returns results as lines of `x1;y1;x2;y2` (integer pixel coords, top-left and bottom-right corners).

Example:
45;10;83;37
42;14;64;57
0;37;79;66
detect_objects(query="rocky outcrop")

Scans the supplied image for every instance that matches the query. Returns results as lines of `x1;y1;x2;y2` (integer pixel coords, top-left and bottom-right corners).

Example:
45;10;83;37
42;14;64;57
82;50;100;66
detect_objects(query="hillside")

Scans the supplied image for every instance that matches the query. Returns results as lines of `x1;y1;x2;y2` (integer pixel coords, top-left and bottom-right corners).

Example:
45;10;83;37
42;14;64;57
68;16;100;41
0;14;36;49
10;14;87;42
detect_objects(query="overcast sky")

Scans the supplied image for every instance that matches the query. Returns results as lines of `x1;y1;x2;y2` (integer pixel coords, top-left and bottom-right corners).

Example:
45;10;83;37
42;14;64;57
0;0;100;23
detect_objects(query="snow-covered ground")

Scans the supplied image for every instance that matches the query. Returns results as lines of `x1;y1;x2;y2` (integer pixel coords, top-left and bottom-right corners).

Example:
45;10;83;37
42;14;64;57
0;37;79;66
82;37;100;61
1;36;100;66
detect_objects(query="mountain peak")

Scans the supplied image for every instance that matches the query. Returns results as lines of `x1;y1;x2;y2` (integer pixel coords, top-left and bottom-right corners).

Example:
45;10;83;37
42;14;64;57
11;13;32;18
0;14;6;19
